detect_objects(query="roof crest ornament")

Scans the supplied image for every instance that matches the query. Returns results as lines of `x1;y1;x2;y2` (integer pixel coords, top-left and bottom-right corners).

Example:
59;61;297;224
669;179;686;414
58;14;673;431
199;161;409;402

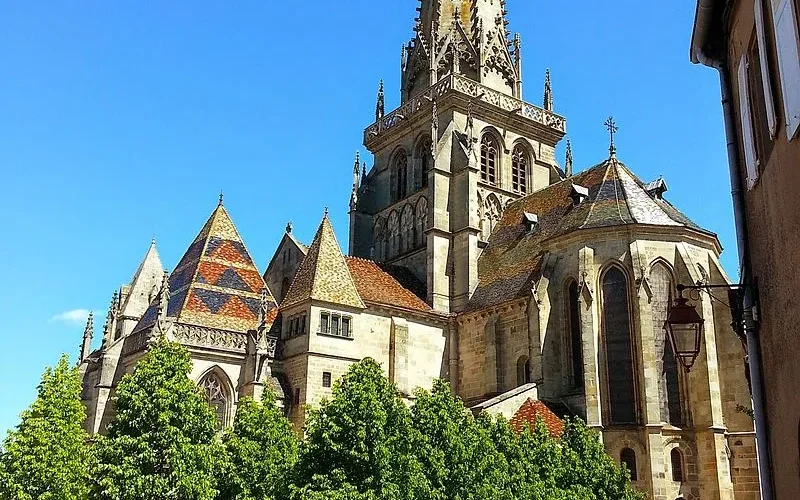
604;116;618;158
218;191;224;206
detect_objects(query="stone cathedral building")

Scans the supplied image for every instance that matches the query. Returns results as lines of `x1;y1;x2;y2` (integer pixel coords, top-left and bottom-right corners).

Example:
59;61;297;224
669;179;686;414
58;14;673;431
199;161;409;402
78;1;760;499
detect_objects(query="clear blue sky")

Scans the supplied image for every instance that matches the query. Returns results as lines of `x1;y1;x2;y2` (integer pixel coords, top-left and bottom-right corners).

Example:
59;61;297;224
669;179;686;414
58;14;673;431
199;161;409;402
0;0;732;434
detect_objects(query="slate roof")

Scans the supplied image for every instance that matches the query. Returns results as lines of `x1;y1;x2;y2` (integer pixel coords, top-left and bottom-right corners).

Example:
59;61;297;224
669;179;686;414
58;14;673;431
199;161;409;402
281;214;365;310
509;398;564;437
469;157;713;310
345;257;432;312
119;240;164;319
134;203;276;334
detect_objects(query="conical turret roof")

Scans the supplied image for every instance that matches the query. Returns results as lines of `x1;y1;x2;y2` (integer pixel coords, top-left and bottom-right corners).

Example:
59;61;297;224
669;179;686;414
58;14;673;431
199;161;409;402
281;213;365;310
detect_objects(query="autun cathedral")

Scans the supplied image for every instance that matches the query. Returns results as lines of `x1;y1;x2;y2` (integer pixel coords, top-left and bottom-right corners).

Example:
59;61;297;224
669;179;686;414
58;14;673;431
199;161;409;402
77;1;761;499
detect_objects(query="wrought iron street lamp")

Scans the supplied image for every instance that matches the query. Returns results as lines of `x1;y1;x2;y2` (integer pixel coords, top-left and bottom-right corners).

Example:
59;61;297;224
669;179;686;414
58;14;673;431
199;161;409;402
664;285;704;372
665;283;756;373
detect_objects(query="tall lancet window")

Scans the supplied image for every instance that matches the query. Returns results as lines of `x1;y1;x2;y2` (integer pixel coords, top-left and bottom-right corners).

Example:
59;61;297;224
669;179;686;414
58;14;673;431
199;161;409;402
567;280;584;389
201;371;230;432
511;145;529;194
601;266;638;425
416;139;432;190
480;134;498;185
651;262;683;425
392;154;408;201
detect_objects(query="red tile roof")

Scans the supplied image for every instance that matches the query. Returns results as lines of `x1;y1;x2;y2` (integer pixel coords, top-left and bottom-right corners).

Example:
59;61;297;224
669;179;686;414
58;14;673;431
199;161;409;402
345;257;432;312
508;398;564;437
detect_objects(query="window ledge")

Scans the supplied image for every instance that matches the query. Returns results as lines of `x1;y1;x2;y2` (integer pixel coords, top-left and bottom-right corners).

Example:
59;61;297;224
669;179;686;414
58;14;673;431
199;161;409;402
316;332;355;341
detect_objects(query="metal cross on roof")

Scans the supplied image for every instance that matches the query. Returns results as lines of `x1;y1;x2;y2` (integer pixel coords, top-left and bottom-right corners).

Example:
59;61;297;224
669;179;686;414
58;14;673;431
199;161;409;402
604;116;618;157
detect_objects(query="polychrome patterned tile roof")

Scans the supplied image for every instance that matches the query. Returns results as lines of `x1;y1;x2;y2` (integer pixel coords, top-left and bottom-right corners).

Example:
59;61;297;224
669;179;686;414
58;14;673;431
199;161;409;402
469;158;713;310
135;203;276;334
281;214;365;310
345;257;431;312
509;398;564;437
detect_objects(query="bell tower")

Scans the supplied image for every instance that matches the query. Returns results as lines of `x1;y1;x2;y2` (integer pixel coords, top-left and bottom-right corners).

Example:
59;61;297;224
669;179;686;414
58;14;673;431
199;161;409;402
349;0;567;313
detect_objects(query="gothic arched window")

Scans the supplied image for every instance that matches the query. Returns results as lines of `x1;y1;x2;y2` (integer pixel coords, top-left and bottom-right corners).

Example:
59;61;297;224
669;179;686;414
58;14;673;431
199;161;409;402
511;144;529;194
415;197;428;248
567;280;584;389
670;448;684;482
392;153;408;201
516;355;531;386
480;134;498;185
602;266;638;425
651;262;682;425
387;211;400;258
400;204;415;254
621;448;638;481
480;193;502;241
201;371;230;432
416;138;432;190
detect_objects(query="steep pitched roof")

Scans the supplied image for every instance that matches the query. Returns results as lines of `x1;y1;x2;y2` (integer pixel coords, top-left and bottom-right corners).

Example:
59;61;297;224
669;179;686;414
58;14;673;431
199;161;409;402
119;239;165;319
509;398;564;437
345;257;432;312
281;215;365;310
135;203;276;334
469;157;714;310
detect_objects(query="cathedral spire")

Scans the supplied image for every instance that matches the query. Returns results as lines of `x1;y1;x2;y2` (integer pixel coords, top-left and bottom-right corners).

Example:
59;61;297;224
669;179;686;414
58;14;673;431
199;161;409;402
544;69;553;111
80;312;94;363
403;0;519;100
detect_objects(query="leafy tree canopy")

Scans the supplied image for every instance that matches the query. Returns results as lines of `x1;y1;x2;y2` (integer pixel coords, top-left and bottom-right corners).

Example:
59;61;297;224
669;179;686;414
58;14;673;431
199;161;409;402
88;338;221;500
0;355;90;500
290;358;430;500
219;389;299;500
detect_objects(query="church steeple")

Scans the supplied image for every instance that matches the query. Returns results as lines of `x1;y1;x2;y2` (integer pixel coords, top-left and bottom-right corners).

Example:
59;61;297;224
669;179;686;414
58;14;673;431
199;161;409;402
402;0;521;101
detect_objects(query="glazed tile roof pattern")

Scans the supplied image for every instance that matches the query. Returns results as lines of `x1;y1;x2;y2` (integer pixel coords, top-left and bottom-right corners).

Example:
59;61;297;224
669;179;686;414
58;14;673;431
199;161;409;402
508;398;564;437
468;158;713;310
135;204;276;334
345;257;432;312
281;215;365;310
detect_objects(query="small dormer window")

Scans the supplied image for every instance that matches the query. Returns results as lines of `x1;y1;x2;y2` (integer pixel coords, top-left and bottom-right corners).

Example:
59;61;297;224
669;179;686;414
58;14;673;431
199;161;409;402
523;212;539;232
645;177;668;199
570;184;589;206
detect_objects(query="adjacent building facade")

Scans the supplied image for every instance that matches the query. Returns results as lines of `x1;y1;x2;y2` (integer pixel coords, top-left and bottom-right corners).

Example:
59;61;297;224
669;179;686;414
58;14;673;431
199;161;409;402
691;1;800;499
80;1;762;499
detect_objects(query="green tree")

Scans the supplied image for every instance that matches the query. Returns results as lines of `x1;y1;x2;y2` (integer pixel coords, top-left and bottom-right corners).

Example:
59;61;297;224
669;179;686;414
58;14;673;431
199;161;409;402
289;358;430;500
218;389;299;500
410;380;510;499
88;338;221;500
0;355;90;500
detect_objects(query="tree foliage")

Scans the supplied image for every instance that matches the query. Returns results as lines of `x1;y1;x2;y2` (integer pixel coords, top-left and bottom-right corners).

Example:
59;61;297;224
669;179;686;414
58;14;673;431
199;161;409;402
289;358;430;500
0;355;90;500
218;389;299;500
88;338;221;500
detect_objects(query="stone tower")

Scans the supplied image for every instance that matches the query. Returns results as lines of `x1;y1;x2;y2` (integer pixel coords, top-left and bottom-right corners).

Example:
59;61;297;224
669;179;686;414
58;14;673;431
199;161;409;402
350;0;567;312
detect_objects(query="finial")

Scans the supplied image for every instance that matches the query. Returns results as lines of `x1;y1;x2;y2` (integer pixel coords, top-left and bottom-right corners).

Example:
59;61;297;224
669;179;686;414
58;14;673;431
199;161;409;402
376;80;385;121
151;236;156;246
354;151;361;174
324;206;329;218
604;117;619;158
218;191;224;206
543;69;553;111
84;312;94;337
257;287;269;332
565;139;573;178
286;221;293;234
362;162;367;179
